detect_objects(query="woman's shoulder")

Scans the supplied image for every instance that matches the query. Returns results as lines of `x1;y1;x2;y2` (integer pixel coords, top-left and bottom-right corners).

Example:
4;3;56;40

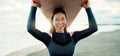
41;32;52;38
46;32;52;38
67;32;74;37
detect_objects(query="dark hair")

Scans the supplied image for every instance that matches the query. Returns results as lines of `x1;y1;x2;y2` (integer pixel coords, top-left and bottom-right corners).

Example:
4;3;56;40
51;7;67;20
50;7;68;33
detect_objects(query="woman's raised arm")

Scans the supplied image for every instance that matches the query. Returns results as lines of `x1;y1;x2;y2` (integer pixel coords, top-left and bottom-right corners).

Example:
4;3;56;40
72;0;98;44
27;1;50;46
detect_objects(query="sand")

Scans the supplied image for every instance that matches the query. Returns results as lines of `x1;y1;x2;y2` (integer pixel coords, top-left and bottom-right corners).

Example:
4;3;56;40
7;29;120;56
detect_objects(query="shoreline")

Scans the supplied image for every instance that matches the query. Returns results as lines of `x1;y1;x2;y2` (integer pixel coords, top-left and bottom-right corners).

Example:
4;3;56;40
7;29;120;56
6;44;46;56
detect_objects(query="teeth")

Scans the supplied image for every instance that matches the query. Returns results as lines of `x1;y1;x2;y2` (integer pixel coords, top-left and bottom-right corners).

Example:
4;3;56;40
57;24;64;29
58;25;64;28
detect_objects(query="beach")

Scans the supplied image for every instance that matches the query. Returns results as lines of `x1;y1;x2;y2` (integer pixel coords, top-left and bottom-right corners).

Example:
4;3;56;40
7;29;120;56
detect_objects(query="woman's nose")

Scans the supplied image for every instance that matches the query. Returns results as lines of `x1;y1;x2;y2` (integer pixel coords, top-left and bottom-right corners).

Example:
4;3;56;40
58;20;63;24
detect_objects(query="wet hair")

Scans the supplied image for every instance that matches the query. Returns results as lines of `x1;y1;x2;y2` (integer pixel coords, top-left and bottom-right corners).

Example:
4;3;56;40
50;7;68;33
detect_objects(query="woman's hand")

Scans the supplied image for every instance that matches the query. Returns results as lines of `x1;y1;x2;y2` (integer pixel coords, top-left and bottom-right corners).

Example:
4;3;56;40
82;0;90;9
32;0;41;8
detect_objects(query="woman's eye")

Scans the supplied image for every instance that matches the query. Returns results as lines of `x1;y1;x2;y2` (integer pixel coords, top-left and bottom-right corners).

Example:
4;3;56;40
55;19;58;21
62;18;64;20
62;18;65;20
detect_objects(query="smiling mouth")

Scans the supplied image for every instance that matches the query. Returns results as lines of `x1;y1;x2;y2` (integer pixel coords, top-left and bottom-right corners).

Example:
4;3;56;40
57;24;65;30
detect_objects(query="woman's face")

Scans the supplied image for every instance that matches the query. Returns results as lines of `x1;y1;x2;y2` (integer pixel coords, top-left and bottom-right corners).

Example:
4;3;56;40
53;12;67;33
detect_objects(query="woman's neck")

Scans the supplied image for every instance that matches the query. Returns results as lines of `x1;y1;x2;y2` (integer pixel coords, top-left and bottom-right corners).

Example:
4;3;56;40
55;31;64;33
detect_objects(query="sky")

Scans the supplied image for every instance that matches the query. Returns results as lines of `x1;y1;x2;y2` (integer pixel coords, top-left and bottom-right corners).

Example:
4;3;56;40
0;0;119;33
0;0;120;30
0;0;120;31
0;0;120;24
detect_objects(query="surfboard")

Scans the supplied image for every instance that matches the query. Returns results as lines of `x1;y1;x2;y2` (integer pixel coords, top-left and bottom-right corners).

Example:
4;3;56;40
38;0;86;26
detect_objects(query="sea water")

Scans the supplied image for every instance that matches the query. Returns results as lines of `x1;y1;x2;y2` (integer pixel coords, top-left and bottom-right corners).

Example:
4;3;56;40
0;25;120;56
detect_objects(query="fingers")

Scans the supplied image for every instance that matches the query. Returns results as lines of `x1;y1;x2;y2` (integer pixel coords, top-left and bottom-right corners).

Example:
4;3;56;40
32;0;39;3
83;0;89;6
32;0;41;8
84;0;89;5
82;0;90;9
33;0;36;3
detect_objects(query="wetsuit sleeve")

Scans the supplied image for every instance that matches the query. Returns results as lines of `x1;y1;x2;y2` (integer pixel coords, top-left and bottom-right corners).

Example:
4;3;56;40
72;7;98;44
27;6;50;45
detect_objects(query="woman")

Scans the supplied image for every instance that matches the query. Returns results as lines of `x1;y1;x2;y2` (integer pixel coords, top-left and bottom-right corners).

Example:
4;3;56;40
27;0;98;56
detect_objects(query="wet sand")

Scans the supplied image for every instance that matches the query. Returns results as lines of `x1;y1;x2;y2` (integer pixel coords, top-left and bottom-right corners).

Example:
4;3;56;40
7;29;120;56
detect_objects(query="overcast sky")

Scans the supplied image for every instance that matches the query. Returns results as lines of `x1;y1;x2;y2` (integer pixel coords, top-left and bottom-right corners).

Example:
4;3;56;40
0;0;120;27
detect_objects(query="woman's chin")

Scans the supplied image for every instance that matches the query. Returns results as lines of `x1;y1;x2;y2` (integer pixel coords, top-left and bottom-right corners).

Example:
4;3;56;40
56;29;64;33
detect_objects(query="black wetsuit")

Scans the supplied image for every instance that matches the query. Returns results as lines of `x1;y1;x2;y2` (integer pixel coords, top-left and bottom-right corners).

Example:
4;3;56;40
27;6;98;56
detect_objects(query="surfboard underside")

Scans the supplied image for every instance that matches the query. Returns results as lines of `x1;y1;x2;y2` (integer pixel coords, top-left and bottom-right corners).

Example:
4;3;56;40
39;0;85;26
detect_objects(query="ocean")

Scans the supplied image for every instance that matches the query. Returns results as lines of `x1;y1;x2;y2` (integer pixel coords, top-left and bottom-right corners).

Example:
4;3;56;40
0;25;120;56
